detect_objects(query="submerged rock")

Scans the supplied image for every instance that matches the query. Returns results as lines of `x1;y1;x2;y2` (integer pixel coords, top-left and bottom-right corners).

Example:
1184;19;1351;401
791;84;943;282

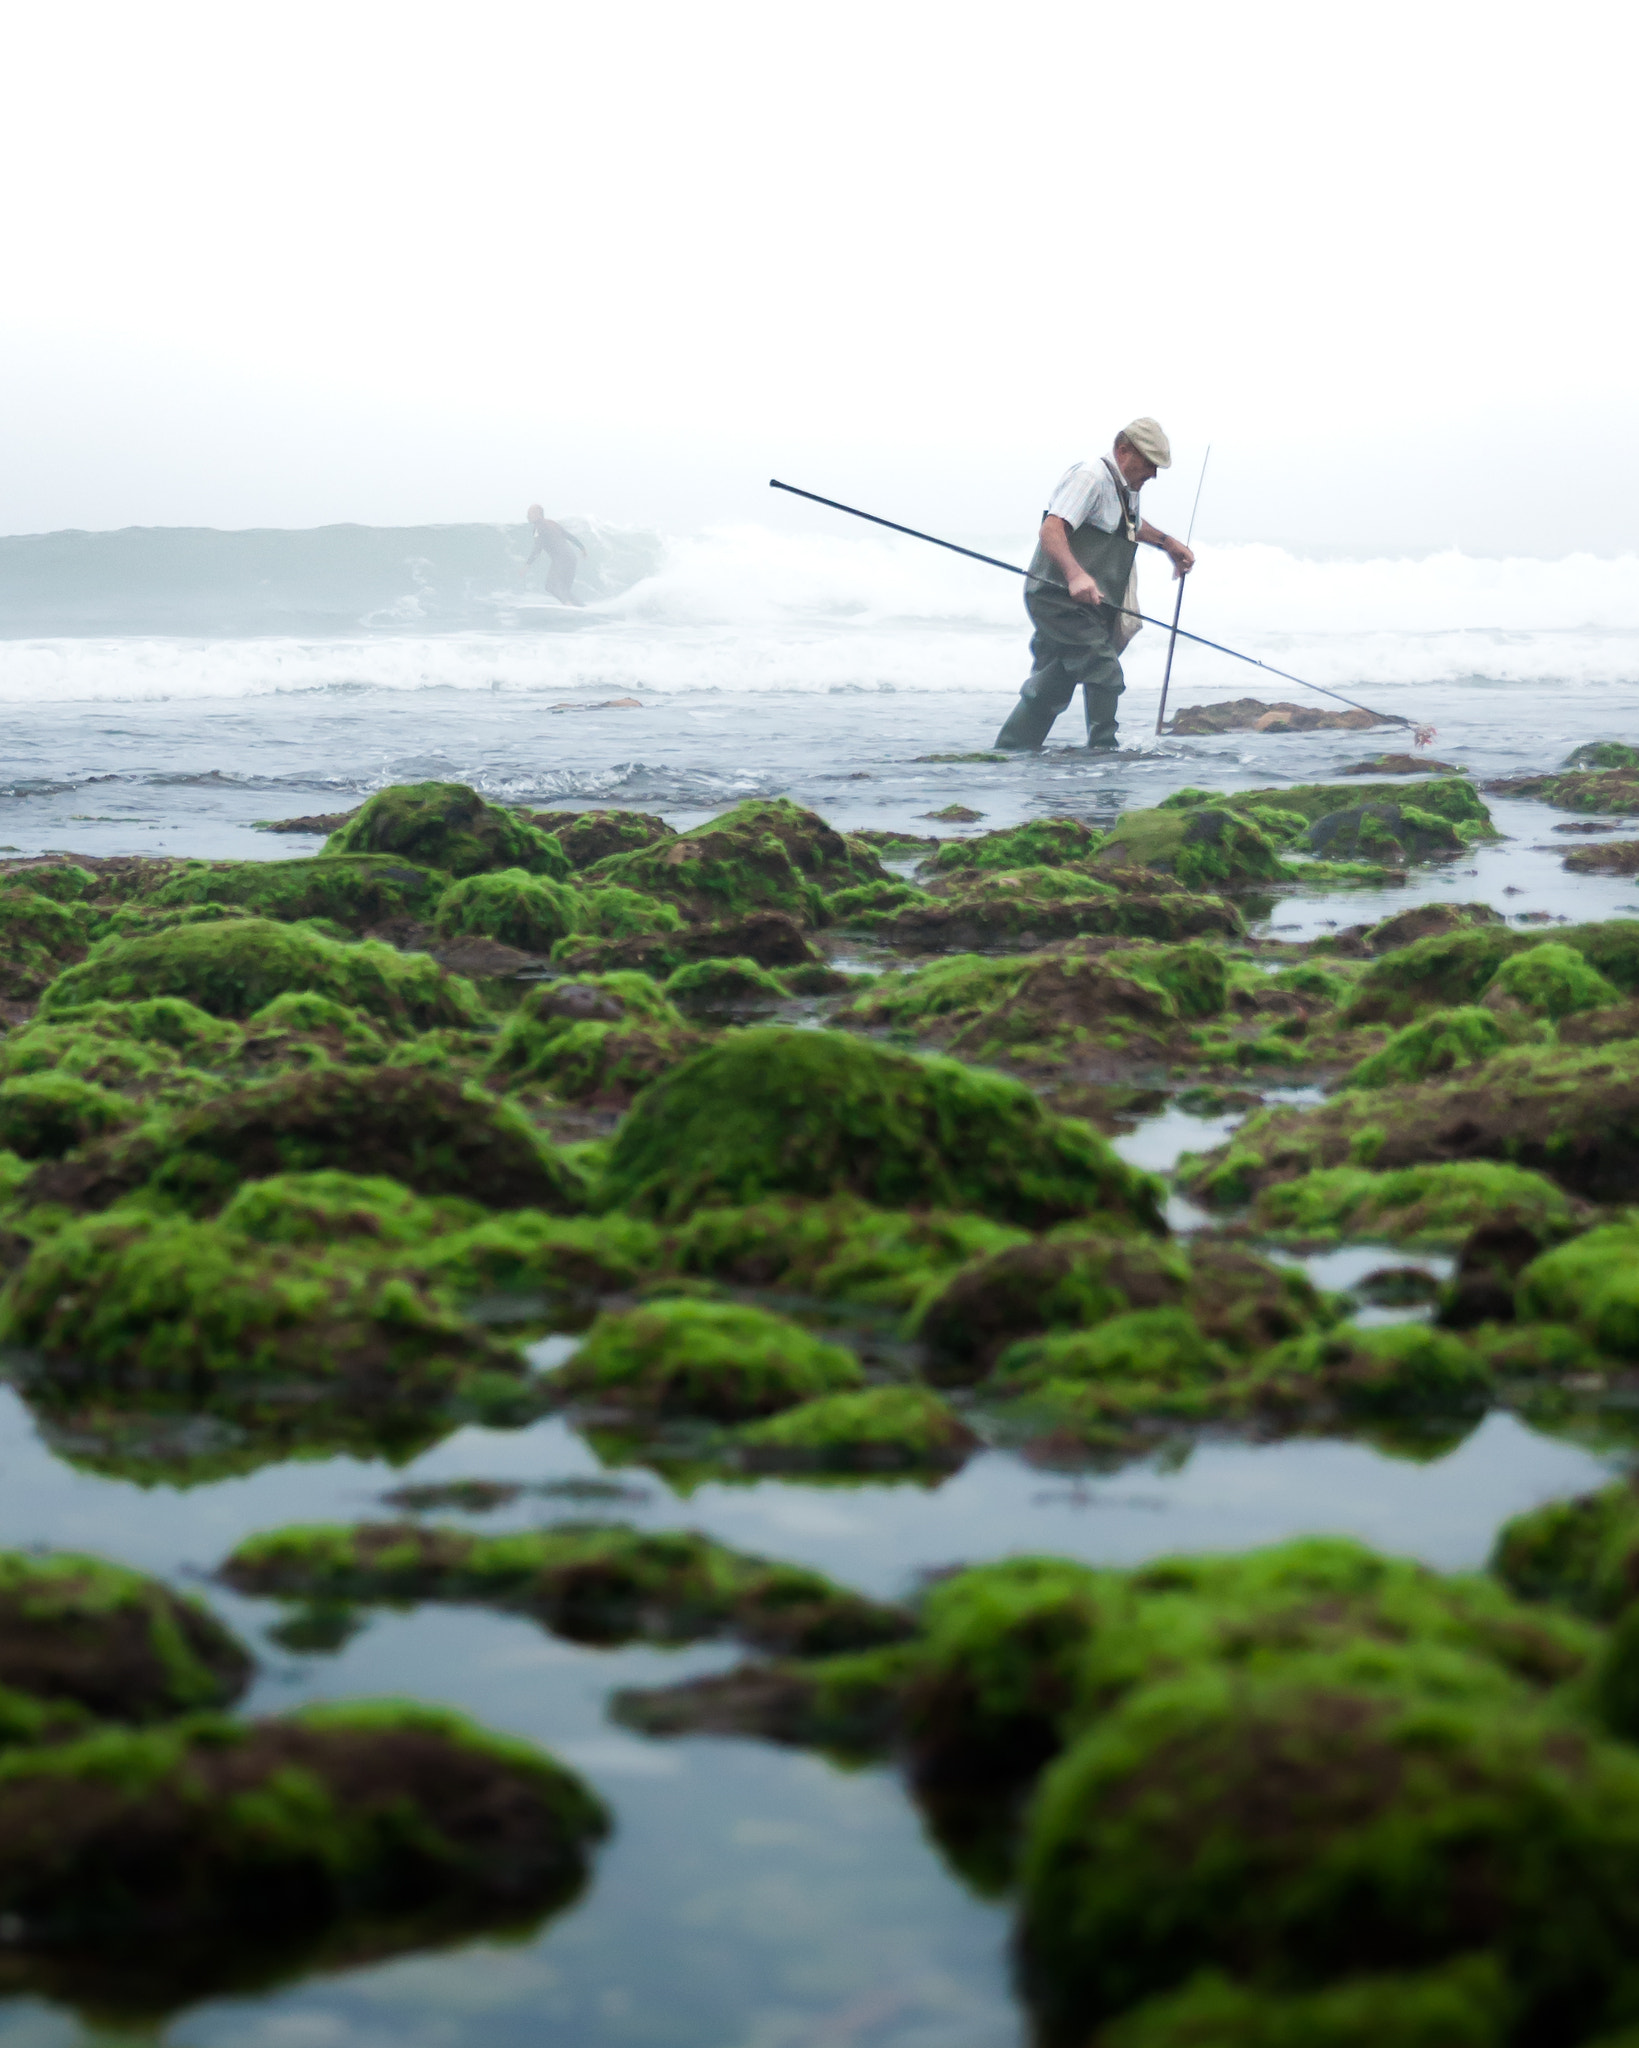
596;1026;1166;1230
40;918;483;1032
220;1521;912;1654
322;781;571;878
552;1298;864;1419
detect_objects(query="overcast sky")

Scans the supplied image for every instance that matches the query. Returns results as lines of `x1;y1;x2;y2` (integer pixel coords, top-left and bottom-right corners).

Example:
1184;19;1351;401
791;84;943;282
3;0;1635;551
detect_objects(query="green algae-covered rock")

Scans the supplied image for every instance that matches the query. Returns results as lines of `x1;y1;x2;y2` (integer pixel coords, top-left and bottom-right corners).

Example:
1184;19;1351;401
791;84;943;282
0;886;90;999
1092;1957;1513;2047
9;997;240;1064
823;878;935;927
1249;1161;1583;1248
1492;765;1639;814
535;807;675;869
238;991;393;1069
923;817;1106;875
1491;1480;1639;1617
147;854;445;931
1247;1321;1493;1421
24;1064;584;1218
0;1550;252;1721
1344;922;1639;1030
1016;1670;1639;2046
587;796;882;926
1096;805;1289;888
554;1297;864;1419
736;1384;978;1471
574;882;685;940
40;918;483;1032
598;1027;1165;1231
0;1073;136;1159
867;886;1244;951
0;1700;606;2003
216;1168;474;1248
322;781;570;878
1297;800;1465;864
1511;1223;1639;1358
838;942;1231;1068
431;867;586;952
991;1307;1228;1395
221;1520;911;1654
3;862;97;904
0;1211;525;1437
1340;1007;1513;1089
1567;743;1639;771
1485;941;1621;1021
663;955;788;1005
1178;1040;1639;1207
417;1210;664;1317
669;1195;1027;1311
917;1236;1322;1384
487;971;700;1105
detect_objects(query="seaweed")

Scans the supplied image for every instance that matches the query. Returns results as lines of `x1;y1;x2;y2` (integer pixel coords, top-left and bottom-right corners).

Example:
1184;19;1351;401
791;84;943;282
552;1298;864;1418
323;781;571;878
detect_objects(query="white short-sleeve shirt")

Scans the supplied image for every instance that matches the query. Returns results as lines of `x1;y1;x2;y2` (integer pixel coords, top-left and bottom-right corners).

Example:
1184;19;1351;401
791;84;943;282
1044;458;1134;534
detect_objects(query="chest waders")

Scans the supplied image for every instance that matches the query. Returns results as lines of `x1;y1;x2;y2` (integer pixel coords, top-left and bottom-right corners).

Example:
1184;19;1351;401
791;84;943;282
993;463;1140;751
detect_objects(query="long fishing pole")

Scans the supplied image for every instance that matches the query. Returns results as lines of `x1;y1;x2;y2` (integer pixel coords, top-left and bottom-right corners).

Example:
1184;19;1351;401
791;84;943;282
1154;444;1210;737
768;477;1407;729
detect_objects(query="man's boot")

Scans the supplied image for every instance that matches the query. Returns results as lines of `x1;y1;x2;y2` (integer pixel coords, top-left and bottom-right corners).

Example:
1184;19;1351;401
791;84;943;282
994;663;1075;750
1083;684;1122;752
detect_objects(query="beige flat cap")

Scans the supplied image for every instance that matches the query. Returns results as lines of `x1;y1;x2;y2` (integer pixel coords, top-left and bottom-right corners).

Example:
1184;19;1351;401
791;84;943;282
1118;417;1172;468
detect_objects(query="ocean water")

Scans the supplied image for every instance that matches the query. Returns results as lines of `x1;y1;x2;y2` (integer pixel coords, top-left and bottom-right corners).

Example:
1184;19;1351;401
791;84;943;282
1;519;1638;2046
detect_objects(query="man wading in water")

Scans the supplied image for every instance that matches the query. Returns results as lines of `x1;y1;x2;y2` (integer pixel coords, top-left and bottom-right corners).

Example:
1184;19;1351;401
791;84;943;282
994;417;1194;751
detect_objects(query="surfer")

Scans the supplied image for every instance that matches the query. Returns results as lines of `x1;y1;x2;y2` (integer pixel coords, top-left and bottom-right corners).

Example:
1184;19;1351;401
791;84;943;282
993;418;1194;752
525;504;587;606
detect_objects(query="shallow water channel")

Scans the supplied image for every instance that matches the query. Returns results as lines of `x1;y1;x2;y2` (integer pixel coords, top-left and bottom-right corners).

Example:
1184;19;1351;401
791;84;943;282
2;681;1637;2045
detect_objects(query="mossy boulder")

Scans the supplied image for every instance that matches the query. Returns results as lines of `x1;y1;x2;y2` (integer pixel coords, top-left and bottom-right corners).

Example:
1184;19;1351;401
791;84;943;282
0;887;90;1000
41;918;483;1033
597;1027;1166;1231
1016;1671;1639;2045
1249;1162;1583;1248
573;884;684;940
1096;806;1289;889
0;1211;527;1442
2;862;97;904
1491;1480;1639;1617
669;1196;1027;1312
991;1307;1230;1398
416;1210;665;1319
487;972;700;1105
147;854;444;932
923;818;1106;875
551;908;824;978
823;878;936;927
530;807;675;869
552;1298;864;1419
587;797;882;925
867;888;1244;950
431;867;586;952
1298;801;1465;864
0;1073;137;1159
1341;1008;1513;1089
1567;742;1639;771
0;1701;606;2008
917;1237;1323;1384
1246;1321;1493;1422
663;956;789;1006
1490;766;1639;814
322;781;571;878
23;1064;583;1217
0;1551;252;1721
736;1384;978;1471
1179;1041;1639;1207
216;1169;472;1248
1515;1223;1639;1358
221;1521;911;1654
1342;922;1639;1029
1092;1958;1512;2046
1362;901;1506;953
1483;942;1621;1021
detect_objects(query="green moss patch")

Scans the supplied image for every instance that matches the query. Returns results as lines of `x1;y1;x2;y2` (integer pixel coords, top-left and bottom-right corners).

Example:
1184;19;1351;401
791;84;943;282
221;1521;911;1655
323;781;570;878
0;1074;137;1159
923;818;1106;875
148;854;444;931
553;1298;864;1419
487;973;700;1105
588;797;881;926
431;868;586;952
0;887;90;1000
1485;942;1620;1020
736;1384;978;1471
41;918;483;1033
1341;1007;1513;1089
1096;806;1289;889
663;956;789;1005
597;1026;1165;1231
1249;1162;1583;1248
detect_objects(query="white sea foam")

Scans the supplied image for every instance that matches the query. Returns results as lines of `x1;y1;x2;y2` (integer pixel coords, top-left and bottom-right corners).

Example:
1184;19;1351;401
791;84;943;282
0;521;1634;703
